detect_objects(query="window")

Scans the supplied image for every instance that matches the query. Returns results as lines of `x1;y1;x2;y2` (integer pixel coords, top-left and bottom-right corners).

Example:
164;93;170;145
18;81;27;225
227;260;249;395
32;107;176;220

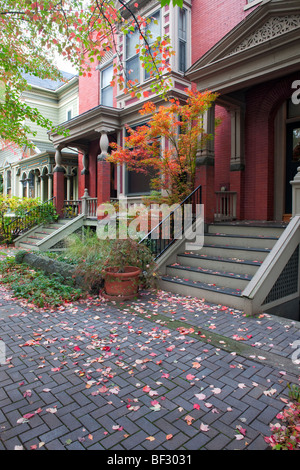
100;64;114;106
178;8;187;73
7;170;11;195
244;0;262;10
125;27;140;85
124;123;155;195
144;10;161;80
67;109;72;121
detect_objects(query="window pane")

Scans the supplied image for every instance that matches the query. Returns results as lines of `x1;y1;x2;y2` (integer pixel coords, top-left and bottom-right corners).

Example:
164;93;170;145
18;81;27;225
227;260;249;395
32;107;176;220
101;65;113;88
101;86;113;107
179;40;186;73
179;8;186;41
126;28;140;59
126;55;140;83
144;46;161;80
146;11;161;44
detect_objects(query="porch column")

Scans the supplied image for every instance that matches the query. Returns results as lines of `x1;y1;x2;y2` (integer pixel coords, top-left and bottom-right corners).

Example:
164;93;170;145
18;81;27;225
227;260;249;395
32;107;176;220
195;104;215;223
48;172;53;200
96;129;113;214
53;146;65;216
66;167;72;201
40;175;45;202
229;106;245;219
80;150;89;194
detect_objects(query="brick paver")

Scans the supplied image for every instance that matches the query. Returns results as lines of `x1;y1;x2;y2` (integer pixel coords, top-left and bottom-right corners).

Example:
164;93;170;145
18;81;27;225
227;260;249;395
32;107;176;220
0;283;299;451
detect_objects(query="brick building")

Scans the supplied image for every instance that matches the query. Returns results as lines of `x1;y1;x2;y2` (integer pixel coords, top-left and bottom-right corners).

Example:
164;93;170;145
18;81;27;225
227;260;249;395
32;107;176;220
51;0;300;224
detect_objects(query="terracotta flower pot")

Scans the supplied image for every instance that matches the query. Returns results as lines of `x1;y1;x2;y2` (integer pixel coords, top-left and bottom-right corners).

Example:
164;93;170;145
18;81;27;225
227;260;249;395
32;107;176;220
102;266;141;301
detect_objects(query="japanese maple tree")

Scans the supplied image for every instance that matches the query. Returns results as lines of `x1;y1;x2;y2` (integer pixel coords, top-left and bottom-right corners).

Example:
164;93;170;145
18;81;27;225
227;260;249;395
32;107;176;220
108;89;218;203
0;0;181;148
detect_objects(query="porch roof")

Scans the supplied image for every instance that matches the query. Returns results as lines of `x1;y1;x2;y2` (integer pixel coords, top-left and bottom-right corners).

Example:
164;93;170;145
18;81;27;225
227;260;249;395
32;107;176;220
186;0;300;95
49;104;122;150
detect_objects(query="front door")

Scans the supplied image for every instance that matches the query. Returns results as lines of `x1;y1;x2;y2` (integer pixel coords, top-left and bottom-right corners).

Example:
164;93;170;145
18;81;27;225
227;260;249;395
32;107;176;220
285;122;300;214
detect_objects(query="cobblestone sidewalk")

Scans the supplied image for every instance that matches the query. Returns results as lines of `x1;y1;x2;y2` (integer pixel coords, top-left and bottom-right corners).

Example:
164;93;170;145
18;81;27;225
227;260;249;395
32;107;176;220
0;285;299;451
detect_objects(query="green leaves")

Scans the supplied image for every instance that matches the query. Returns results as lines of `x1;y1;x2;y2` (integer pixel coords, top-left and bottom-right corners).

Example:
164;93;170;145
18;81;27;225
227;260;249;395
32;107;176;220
159;0;184;7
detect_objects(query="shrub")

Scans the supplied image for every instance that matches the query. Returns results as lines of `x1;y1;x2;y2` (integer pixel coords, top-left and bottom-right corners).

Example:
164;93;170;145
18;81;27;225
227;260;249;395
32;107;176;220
0;257;82;308
63;229;158;294
264;393;300;450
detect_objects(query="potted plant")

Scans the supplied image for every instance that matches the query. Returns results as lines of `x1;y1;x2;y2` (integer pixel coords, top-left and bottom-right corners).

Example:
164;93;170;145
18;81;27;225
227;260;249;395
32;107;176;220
102;238;157;301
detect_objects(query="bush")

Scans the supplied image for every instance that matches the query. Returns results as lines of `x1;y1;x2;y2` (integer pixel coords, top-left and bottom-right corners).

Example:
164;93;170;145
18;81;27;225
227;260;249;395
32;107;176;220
0;196;58;244
264;387;300;450
0;257;82;308
63;229;158;294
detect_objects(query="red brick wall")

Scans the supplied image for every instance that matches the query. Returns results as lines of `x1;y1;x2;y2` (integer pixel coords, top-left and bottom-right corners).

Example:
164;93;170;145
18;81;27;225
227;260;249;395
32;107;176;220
191;0;256;63
214;105;231;192
79;67;100;114
242;74;299;220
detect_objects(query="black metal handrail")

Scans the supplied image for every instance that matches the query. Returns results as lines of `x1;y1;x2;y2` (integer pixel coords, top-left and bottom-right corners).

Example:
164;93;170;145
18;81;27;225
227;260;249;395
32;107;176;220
3;197;57;242
139;185;202;260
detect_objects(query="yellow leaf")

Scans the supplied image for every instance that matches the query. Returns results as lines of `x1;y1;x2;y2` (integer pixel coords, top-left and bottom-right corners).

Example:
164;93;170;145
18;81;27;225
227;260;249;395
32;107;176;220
146;436;155;441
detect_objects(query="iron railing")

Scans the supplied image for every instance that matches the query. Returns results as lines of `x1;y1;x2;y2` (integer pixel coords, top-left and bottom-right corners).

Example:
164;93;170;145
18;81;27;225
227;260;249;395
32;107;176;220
139;185;202;260
3;197;57;242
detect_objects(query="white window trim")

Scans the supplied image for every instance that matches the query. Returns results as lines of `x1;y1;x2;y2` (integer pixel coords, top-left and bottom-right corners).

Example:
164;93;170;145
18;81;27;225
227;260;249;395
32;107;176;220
66;108;72;121
100;62;114;107
123;7;163;89
244;0;262;11
174;5;191;75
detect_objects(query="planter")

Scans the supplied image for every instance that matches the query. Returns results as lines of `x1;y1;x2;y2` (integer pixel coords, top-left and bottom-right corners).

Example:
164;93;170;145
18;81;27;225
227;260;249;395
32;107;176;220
102;266;141;301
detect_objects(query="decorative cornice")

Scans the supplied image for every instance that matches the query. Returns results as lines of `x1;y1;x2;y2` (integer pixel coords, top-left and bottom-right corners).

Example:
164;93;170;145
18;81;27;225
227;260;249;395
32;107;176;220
228;15;300;56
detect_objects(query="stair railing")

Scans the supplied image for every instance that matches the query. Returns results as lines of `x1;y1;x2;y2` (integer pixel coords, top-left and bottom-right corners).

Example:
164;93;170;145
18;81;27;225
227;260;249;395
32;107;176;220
3;197;57;243
139;185;202;260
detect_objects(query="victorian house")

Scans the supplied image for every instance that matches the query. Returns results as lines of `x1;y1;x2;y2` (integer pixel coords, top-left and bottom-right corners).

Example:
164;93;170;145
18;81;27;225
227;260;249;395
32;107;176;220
14;0;300;318
0;70;79;203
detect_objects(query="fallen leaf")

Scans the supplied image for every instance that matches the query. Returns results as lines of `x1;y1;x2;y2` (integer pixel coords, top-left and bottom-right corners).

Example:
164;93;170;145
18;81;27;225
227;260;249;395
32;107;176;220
200;423;209;432
184;415;195;425
186;374;195;381
166;434;173;440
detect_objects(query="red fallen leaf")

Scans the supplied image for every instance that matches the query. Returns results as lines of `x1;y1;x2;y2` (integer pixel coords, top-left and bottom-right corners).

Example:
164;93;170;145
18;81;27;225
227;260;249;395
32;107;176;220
166;434;173;440
74;346;81;351
143;385;151;393
186;374;195;381
193;403;201;410
102;346;111;351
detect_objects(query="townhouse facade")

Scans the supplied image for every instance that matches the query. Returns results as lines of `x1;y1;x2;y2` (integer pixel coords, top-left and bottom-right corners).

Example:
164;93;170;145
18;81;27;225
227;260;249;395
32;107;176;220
48;0;300;227
0;71;79;203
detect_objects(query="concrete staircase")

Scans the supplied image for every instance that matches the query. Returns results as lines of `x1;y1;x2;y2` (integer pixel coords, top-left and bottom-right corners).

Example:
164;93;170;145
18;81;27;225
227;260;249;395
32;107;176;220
14;215;84;252
160;222;286;310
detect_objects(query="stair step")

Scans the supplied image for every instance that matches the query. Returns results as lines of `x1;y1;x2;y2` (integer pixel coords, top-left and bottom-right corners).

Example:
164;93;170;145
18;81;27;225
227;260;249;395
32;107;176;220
200;244;270;261
17;241;39;249
204;233;278;249
208;223;286;238
160;275;247;310
26;235;44;241
166;264;251;290
177;252;262;275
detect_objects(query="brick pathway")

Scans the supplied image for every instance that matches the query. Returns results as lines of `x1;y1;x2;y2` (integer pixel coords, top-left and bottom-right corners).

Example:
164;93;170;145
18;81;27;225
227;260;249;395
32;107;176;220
0;285;299;451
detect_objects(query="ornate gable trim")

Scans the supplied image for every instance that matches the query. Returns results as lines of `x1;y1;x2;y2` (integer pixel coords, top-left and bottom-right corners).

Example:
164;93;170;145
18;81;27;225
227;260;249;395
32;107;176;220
228;14;300;56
